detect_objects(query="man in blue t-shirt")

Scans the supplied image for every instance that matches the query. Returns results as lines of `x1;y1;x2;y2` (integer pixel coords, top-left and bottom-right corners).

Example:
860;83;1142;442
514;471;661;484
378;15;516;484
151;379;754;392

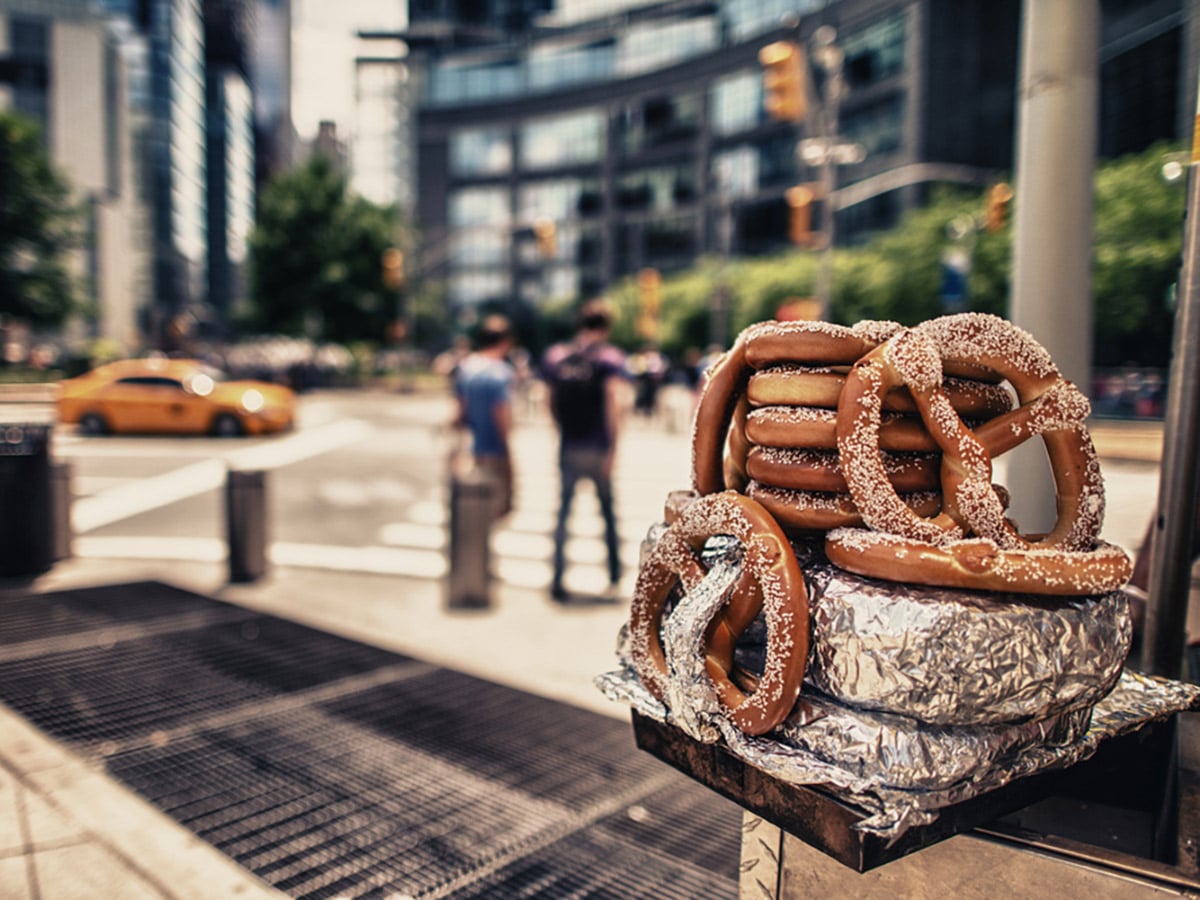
453;315;516;519
542;299;627;601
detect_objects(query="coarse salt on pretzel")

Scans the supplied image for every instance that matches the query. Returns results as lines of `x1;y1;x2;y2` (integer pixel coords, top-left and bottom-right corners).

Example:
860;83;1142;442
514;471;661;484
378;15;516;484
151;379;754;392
825;527;1133;596
746;445;940;494
692;320;900;495
747;367;1014;418
629;491;809;735
747;405;941;452
747;481;943;532
837;313;1104;551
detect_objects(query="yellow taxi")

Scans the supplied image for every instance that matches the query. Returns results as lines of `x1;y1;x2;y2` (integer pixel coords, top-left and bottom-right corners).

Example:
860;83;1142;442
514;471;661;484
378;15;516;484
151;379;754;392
56;357;296;436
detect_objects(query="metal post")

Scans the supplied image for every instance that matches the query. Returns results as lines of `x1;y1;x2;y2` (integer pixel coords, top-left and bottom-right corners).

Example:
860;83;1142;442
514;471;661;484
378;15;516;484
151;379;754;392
811;27;844;320
52;461;72;561
1006;0;1099;534
447;468;495;609
226;468;268;583
1142;71;1200;677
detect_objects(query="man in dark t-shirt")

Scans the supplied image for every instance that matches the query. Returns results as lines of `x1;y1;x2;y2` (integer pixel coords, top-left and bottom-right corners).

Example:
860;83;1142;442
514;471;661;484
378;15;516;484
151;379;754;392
542;300;627;601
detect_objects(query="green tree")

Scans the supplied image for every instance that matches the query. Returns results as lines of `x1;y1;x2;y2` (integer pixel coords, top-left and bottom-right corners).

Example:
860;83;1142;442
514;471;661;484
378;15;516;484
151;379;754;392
246;156;406;344
0;111;81;326
1092;141;1184;366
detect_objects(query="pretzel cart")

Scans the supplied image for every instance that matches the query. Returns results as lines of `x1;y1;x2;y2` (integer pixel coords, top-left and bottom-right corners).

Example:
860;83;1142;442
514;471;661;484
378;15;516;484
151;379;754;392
597;313;1200;896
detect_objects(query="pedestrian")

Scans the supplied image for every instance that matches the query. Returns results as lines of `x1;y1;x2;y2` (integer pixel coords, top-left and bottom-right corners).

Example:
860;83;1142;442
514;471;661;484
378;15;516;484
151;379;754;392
452;314;517;520
542;299;628;601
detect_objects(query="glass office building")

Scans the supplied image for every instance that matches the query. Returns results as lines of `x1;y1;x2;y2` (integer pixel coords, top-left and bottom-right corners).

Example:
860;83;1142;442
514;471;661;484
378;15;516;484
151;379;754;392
371;0;1193;321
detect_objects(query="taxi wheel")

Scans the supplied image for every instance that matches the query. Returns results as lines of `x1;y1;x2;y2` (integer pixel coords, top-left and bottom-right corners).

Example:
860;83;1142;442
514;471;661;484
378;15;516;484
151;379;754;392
79;412;108;435
212;413;244;438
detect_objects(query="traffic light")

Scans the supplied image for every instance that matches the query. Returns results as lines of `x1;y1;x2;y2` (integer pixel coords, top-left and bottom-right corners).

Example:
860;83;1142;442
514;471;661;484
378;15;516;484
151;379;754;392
759;40;806;123
533;217;557;258
637;267;661;315
381;247;405;289
785;185;816;246
984;182;1013;233
637;268;662;339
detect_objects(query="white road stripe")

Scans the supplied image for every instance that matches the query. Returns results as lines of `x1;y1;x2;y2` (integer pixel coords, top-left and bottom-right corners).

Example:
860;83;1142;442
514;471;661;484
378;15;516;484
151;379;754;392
71;419;374;534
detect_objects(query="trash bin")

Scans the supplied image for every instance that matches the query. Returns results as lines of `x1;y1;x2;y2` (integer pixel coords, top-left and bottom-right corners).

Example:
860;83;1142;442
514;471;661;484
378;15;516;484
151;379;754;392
447;468;495;609
226;468;267;583
0;423;55;577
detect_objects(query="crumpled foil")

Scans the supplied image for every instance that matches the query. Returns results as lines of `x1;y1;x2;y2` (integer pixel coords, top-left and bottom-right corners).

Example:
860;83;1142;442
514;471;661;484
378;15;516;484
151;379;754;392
596;526;1200;842
804;561;1132;725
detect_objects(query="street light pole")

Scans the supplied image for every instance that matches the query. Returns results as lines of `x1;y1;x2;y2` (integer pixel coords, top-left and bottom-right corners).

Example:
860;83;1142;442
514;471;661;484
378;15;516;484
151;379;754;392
811;26;844;320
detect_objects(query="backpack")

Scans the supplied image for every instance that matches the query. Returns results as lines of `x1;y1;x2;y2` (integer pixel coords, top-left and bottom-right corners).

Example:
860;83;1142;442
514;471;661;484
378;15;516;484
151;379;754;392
550;345;606;439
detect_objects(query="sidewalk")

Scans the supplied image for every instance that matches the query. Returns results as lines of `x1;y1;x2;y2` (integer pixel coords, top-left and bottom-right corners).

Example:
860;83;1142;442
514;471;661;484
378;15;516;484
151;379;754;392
0;553;639;900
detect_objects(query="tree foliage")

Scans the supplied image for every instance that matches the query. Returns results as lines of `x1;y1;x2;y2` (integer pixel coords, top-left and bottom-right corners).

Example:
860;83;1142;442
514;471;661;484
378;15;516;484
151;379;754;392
619;144;1183;367
246;156;406;343
0;111;81;326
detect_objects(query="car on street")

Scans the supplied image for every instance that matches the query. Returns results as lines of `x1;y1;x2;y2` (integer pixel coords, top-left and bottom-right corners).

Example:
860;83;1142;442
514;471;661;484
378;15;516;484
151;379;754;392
56;357;296;436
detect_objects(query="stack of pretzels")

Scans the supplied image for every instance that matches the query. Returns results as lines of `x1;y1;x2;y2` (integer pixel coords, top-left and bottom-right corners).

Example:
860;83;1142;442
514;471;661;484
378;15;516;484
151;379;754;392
630;312;1134;737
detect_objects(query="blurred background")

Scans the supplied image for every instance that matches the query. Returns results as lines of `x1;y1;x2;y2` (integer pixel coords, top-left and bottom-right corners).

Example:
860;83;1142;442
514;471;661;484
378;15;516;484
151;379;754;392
0;0;1190;410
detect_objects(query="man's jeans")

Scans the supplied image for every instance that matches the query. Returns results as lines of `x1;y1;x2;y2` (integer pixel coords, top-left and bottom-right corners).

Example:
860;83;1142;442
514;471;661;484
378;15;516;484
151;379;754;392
552;445;621;590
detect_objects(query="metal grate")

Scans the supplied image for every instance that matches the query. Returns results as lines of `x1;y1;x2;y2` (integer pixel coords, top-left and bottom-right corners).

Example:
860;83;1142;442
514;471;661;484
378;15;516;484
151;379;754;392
0;582;740;898
0;580;230;645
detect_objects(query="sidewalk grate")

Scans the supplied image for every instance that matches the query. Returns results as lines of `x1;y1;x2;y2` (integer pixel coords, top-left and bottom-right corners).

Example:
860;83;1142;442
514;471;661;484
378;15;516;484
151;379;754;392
0;580;226;644
0;582;740;898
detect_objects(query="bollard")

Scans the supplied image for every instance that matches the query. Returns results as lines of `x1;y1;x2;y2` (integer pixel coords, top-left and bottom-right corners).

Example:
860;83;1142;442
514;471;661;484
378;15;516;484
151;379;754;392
446;468;495;609
226;468;268;583
0;423;55;578
51;461;72;561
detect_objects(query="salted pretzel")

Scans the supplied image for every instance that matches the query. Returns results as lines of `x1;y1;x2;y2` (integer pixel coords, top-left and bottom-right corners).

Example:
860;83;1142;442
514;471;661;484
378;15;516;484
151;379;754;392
746;446;940;494
693;320;902;495
746;406;941;453
836;313;1104;551
629;491;809;736
825;528;1132;596
747;482;943;532
748;367;1013;418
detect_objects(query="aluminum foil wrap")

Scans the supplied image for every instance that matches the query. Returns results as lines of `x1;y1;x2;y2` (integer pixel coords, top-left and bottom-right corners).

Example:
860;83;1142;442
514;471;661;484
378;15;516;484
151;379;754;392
804;561;1132;725
595;523;1200;842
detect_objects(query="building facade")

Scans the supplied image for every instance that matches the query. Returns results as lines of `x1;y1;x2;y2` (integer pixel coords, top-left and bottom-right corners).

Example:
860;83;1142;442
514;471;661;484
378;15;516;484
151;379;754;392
0;0;153;352
366;0;1193;322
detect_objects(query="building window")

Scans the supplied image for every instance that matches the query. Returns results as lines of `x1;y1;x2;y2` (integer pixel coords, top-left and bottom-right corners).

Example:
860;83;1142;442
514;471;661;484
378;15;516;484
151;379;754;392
710;71;763;136
448;186;510;228
617;16;718;78
620;93;702;154
450;127;512;176
724;0;830;43
519;109;604;168
841;12;907;89
841;96;905;157
528;40;615;92
617;166;697;212
712;147;760;198
429;58;521;105
518;177;601;221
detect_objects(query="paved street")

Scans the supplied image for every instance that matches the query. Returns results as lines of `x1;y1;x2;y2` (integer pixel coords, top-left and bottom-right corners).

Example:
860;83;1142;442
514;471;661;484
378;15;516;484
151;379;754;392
54;385;700;600
46;384;1162;584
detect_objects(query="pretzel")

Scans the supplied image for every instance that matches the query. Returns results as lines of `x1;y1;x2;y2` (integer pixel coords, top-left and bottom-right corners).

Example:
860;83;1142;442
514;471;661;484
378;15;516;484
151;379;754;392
747;482;943;532
836;314;1104;551
748;367;1013;418
692;320;900;494
629;491;808;735
747;406;941;452
746;446;940;493
825;528;1133;596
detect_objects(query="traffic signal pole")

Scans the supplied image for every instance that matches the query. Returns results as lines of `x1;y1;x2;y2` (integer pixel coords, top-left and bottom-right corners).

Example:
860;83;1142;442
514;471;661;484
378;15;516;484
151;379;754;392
1005;0;1098;537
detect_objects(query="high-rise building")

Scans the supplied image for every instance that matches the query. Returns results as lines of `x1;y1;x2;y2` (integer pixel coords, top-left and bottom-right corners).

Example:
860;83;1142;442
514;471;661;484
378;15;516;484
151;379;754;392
360;0;1193;325
0;0;153;352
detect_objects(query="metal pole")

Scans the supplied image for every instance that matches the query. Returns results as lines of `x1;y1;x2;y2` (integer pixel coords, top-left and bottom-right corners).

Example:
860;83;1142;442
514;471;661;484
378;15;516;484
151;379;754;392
812;29;843;320
1006;0;1098;534
1142;73;1200;677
